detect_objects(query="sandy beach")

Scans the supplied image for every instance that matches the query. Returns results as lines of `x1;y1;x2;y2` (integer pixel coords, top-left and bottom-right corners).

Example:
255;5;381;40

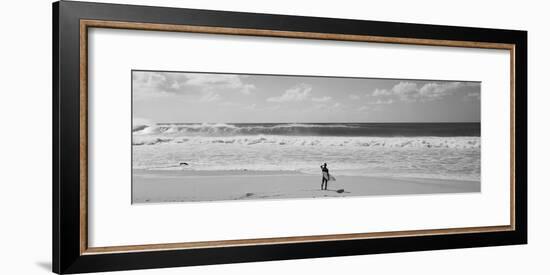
132;169;480;203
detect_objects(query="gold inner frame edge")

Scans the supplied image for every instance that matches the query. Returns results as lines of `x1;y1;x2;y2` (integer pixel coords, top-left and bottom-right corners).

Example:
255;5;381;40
79;19;516;255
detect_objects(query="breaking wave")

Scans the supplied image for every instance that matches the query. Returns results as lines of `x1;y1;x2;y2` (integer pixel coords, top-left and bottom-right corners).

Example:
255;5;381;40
132;122;480;137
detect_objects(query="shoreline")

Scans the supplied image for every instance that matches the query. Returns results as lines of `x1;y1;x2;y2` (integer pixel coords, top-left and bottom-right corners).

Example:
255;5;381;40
133;169;305;177
132;169;480;203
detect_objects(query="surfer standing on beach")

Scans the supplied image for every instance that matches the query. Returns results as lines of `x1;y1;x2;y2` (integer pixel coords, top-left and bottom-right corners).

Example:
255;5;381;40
321;163;330;190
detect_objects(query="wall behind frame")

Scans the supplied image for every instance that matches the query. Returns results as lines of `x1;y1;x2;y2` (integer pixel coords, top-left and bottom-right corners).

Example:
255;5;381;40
0;0;546;275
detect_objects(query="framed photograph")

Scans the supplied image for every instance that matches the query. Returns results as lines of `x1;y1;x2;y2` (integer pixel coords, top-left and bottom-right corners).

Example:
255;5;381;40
53;1;527;274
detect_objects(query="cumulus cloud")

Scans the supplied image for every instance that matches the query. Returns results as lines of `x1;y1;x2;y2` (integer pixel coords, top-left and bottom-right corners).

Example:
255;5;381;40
312;102;342;111
357;105;372;112
217;101;239;107
132;71;174;98
244;104;257;110
370;99;394;105
267;83;312;102
185;74;256;94
312;96;332;102
372;88;392;97
392;82;419;100
199;92;221;102
371;81;475;102
218;102;258;109
348;94;361;100
132;71;256;99
418;82;462;100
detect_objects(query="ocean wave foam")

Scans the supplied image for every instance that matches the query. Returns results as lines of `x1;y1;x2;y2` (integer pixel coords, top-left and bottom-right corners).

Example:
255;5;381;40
132;135;480;149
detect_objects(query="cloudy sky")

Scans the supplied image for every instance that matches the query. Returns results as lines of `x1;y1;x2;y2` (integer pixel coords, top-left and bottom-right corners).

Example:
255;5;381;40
132;70;480;124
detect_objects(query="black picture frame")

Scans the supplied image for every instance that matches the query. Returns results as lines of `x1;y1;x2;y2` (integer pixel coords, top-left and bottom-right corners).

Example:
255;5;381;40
53;1;527;274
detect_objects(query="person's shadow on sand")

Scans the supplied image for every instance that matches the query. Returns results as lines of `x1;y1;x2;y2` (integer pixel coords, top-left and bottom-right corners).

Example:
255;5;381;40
305;188;348;194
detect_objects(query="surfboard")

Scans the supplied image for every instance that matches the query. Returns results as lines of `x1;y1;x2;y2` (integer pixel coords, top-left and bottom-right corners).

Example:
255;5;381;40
329;175;336;181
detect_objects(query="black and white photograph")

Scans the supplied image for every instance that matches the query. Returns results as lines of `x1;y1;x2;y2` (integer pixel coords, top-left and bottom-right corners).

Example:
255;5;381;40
132;70;482;203
0;0;539;274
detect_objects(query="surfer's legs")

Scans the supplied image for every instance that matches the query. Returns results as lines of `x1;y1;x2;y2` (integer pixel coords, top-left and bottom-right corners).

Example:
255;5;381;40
321;178;327;190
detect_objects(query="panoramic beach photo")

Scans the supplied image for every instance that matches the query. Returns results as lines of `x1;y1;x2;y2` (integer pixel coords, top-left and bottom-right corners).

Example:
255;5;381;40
132;70;481;203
